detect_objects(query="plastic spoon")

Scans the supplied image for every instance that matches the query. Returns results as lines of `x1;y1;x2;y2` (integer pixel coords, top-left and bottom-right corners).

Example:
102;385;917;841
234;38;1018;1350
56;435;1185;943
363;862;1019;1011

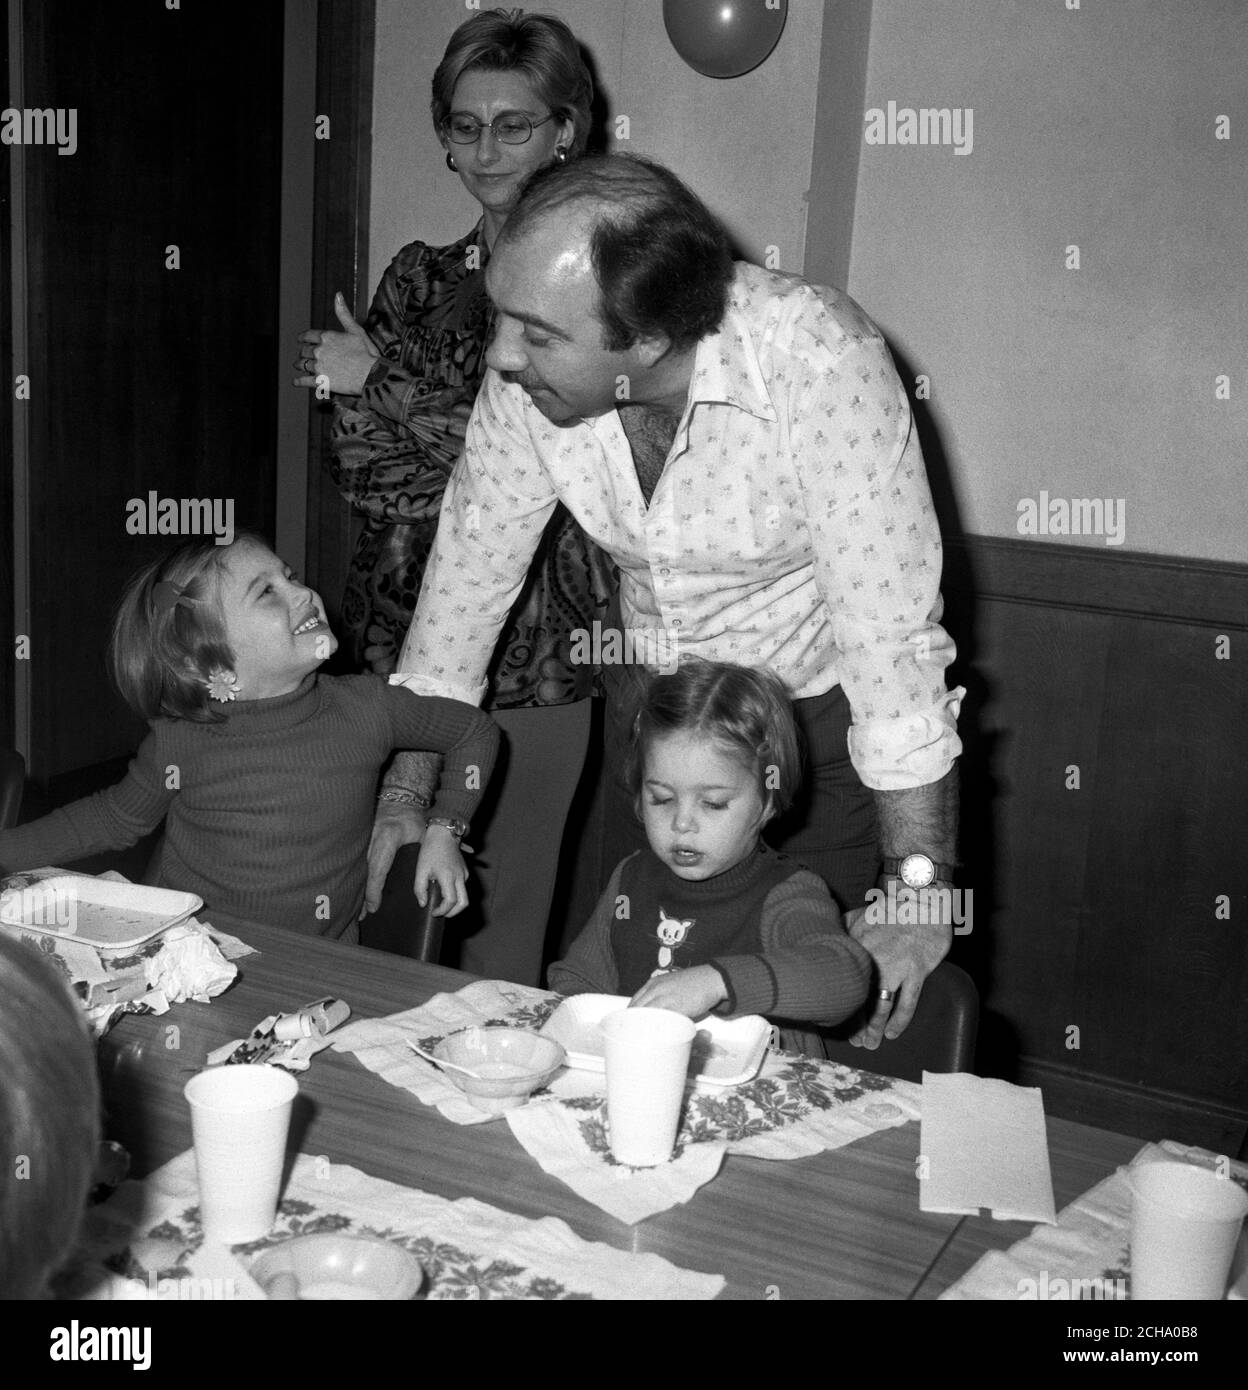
405;1040;487;1080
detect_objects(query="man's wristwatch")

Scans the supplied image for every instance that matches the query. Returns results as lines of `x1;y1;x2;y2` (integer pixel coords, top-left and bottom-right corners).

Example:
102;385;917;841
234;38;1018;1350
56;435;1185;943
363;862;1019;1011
880;854;958;889
425;816;470;841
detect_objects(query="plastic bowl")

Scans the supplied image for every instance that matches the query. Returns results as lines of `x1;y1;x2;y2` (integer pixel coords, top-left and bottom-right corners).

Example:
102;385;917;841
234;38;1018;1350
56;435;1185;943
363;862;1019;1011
433;1027;566;1114
250;1233;424;1301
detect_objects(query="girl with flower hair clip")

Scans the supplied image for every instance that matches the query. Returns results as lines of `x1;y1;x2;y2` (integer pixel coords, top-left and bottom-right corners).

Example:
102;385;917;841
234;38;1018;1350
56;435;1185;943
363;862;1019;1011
0;533;498;940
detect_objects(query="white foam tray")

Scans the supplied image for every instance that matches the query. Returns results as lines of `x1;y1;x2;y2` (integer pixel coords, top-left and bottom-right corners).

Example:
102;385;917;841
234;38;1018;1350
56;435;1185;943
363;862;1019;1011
0;874;202;950
541;993;771;1091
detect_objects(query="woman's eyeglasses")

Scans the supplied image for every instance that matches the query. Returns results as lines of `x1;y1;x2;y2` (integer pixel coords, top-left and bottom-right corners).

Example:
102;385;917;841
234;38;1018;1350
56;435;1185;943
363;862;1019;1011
442;111;557;146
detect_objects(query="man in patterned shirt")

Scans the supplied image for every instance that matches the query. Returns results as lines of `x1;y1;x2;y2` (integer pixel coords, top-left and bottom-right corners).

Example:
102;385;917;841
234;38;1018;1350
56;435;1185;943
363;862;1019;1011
381;154;965;1049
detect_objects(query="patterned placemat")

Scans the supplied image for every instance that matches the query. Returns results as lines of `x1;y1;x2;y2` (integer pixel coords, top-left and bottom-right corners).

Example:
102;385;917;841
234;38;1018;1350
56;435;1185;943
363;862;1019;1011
508;1054;922;1224
59;1150;725;1301
329;981;921;1224
940;1140;1248;1300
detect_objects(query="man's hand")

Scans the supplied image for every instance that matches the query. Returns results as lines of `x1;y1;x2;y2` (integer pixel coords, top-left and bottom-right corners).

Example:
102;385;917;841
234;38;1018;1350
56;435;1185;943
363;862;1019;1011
363;801;426;916
294;291;379;395
413;828;470;918
844;900;951;1048
629;966;727;1019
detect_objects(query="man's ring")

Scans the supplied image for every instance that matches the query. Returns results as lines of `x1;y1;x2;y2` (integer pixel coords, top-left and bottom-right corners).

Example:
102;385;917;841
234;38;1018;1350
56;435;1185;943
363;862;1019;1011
877;988;896;1003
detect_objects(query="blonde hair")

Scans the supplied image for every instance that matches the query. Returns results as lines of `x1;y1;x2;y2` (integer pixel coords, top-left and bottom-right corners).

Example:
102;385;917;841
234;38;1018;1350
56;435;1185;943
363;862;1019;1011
431;8;594;156
109;533;266;724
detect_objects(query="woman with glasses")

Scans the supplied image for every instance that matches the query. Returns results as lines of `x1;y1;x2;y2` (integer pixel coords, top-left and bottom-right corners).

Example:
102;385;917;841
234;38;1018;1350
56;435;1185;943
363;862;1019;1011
296;9;613;984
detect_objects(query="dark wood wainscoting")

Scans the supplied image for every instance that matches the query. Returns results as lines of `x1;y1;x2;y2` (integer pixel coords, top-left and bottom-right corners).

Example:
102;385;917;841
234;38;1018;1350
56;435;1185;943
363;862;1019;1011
942;536;1247;1153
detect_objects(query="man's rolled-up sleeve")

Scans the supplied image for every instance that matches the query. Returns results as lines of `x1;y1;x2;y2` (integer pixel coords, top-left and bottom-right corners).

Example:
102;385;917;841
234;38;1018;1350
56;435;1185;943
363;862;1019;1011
790;311;963;790
391;371;559;706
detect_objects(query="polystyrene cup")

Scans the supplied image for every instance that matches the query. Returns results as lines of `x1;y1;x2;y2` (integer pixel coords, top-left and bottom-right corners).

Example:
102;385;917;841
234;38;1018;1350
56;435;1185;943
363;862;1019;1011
1130;1162;1248;1300
184;1065;298;1244
601;1008;695;1167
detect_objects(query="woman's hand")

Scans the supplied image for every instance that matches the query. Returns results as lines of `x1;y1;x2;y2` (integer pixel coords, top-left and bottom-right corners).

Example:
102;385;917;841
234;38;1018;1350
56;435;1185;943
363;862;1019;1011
413;826;470;917
629;965;727;1019
446;400;474;440
294;291;380;395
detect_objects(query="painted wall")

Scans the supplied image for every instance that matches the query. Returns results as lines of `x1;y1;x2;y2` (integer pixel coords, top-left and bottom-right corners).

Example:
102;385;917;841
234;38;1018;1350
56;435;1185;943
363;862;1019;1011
368;0;824;292
836;0;1246;562
370;2;1244;564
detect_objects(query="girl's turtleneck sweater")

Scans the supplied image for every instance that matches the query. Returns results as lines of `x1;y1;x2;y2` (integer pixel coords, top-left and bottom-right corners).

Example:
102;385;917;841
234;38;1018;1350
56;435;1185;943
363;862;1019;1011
0;675;497;939
548;842;871;1025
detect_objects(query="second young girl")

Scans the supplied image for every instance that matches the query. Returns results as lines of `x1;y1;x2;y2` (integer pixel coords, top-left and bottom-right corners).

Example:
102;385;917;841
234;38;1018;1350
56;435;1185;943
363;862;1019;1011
548;660;871;1026
0;534;498;940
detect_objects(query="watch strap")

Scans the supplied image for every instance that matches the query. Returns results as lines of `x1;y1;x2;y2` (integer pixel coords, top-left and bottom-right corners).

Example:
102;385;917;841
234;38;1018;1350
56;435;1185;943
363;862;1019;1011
426;815;469;840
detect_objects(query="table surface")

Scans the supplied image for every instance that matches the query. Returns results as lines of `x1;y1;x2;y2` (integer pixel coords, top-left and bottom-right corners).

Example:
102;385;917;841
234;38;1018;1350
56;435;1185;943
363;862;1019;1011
912;1121;1144;1300
98;923;1145;1301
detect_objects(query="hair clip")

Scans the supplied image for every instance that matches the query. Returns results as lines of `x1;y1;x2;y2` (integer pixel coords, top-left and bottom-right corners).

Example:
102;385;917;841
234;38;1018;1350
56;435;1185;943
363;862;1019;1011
203;669;241;702
153;580;188;613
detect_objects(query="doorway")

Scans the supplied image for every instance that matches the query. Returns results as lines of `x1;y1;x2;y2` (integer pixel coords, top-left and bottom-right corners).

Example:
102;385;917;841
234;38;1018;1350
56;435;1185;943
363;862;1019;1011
4;0;372;820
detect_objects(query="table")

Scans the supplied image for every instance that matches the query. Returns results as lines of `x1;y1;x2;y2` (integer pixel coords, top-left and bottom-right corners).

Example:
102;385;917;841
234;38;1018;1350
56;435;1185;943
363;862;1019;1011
96;922;1139;1301
912;1121;1144;1299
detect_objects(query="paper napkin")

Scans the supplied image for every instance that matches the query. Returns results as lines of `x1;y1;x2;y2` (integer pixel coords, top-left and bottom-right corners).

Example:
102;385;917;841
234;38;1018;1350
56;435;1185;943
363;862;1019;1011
919;1071;1056;1223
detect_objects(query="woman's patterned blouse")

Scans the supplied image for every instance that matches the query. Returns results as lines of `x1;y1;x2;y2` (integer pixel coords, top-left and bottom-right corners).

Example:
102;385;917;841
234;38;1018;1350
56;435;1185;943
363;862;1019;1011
328;220;614;707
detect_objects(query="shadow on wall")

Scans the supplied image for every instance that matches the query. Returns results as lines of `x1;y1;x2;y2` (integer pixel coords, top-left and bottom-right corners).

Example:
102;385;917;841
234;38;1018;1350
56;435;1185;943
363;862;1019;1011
886;338;1020;1082
581;42;612;155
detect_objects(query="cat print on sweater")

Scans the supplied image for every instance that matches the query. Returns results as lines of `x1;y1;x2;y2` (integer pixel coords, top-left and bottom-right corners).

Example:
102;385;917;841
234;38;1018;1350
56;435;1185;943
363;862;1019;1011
652;906;695;976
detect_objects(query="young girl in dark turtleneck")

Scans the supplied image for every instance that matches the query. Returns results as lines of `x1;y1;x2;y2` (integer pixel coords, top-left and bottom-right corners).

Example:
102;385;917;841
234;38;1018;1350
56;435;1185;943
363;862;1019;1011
549;660;870;1025
0;534;497;941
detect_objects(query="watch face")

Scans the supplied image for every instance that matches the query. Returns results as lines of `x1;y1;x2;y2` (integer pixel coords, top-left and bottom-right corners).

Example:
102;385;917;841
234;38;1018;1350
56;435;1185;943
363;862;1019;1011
899;853;936;889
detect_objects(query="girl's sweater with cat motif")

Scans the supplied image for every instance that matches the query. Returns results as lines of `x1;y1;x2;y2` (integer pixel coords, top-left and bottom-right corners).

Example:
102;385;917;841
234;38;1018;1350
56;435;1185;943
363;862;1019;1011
548;843;871;1025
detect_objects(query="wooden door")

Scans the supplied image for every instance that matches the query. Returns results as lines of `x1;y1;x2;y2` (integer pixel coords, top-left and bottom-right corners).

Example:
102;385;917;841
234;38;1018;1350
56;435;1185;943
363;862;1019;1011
12;0;283;778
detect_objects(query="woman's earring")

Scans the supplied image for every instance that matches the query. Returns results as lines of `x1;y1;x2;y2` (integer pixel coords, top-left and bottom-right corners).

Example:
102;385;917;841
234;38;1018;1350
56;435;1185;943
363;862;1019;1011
203;669;242;703
554;146;568;164
445;151;458;172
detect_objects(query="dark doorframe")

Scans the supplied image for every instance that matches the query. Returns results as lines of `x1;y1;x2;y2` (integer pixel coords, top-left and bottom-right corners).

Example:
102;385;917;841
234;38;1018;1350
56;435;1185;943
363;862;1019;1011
303;0;375;625
1;4;15;752
1;0;374;764
12;1;284;782
274;0;319;579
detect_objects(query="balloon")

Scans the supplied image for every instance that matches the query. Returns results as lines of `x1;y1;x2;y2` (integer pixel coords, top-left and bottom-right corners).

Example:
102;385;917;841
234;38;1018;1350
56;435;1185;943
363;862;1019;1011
663;0;789;80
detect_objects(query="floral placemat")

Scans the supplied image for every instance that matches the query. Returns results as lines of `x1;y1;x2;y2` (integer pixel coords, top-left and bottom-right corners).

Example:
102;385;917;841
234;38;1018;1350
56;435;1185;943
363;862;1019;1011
507;1054;922;1225
329;982;922;1224
329;980;562;1125
59;1150;725;1301
939;1140;1248;1300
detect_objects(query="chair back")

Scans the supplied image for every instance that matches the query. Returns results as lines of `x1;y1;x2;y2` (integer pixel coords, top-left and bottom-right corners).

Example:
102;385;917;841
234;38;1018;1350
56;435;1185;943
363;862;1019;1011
0;749;25;830
819;960;979;1083
358;843;446;963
